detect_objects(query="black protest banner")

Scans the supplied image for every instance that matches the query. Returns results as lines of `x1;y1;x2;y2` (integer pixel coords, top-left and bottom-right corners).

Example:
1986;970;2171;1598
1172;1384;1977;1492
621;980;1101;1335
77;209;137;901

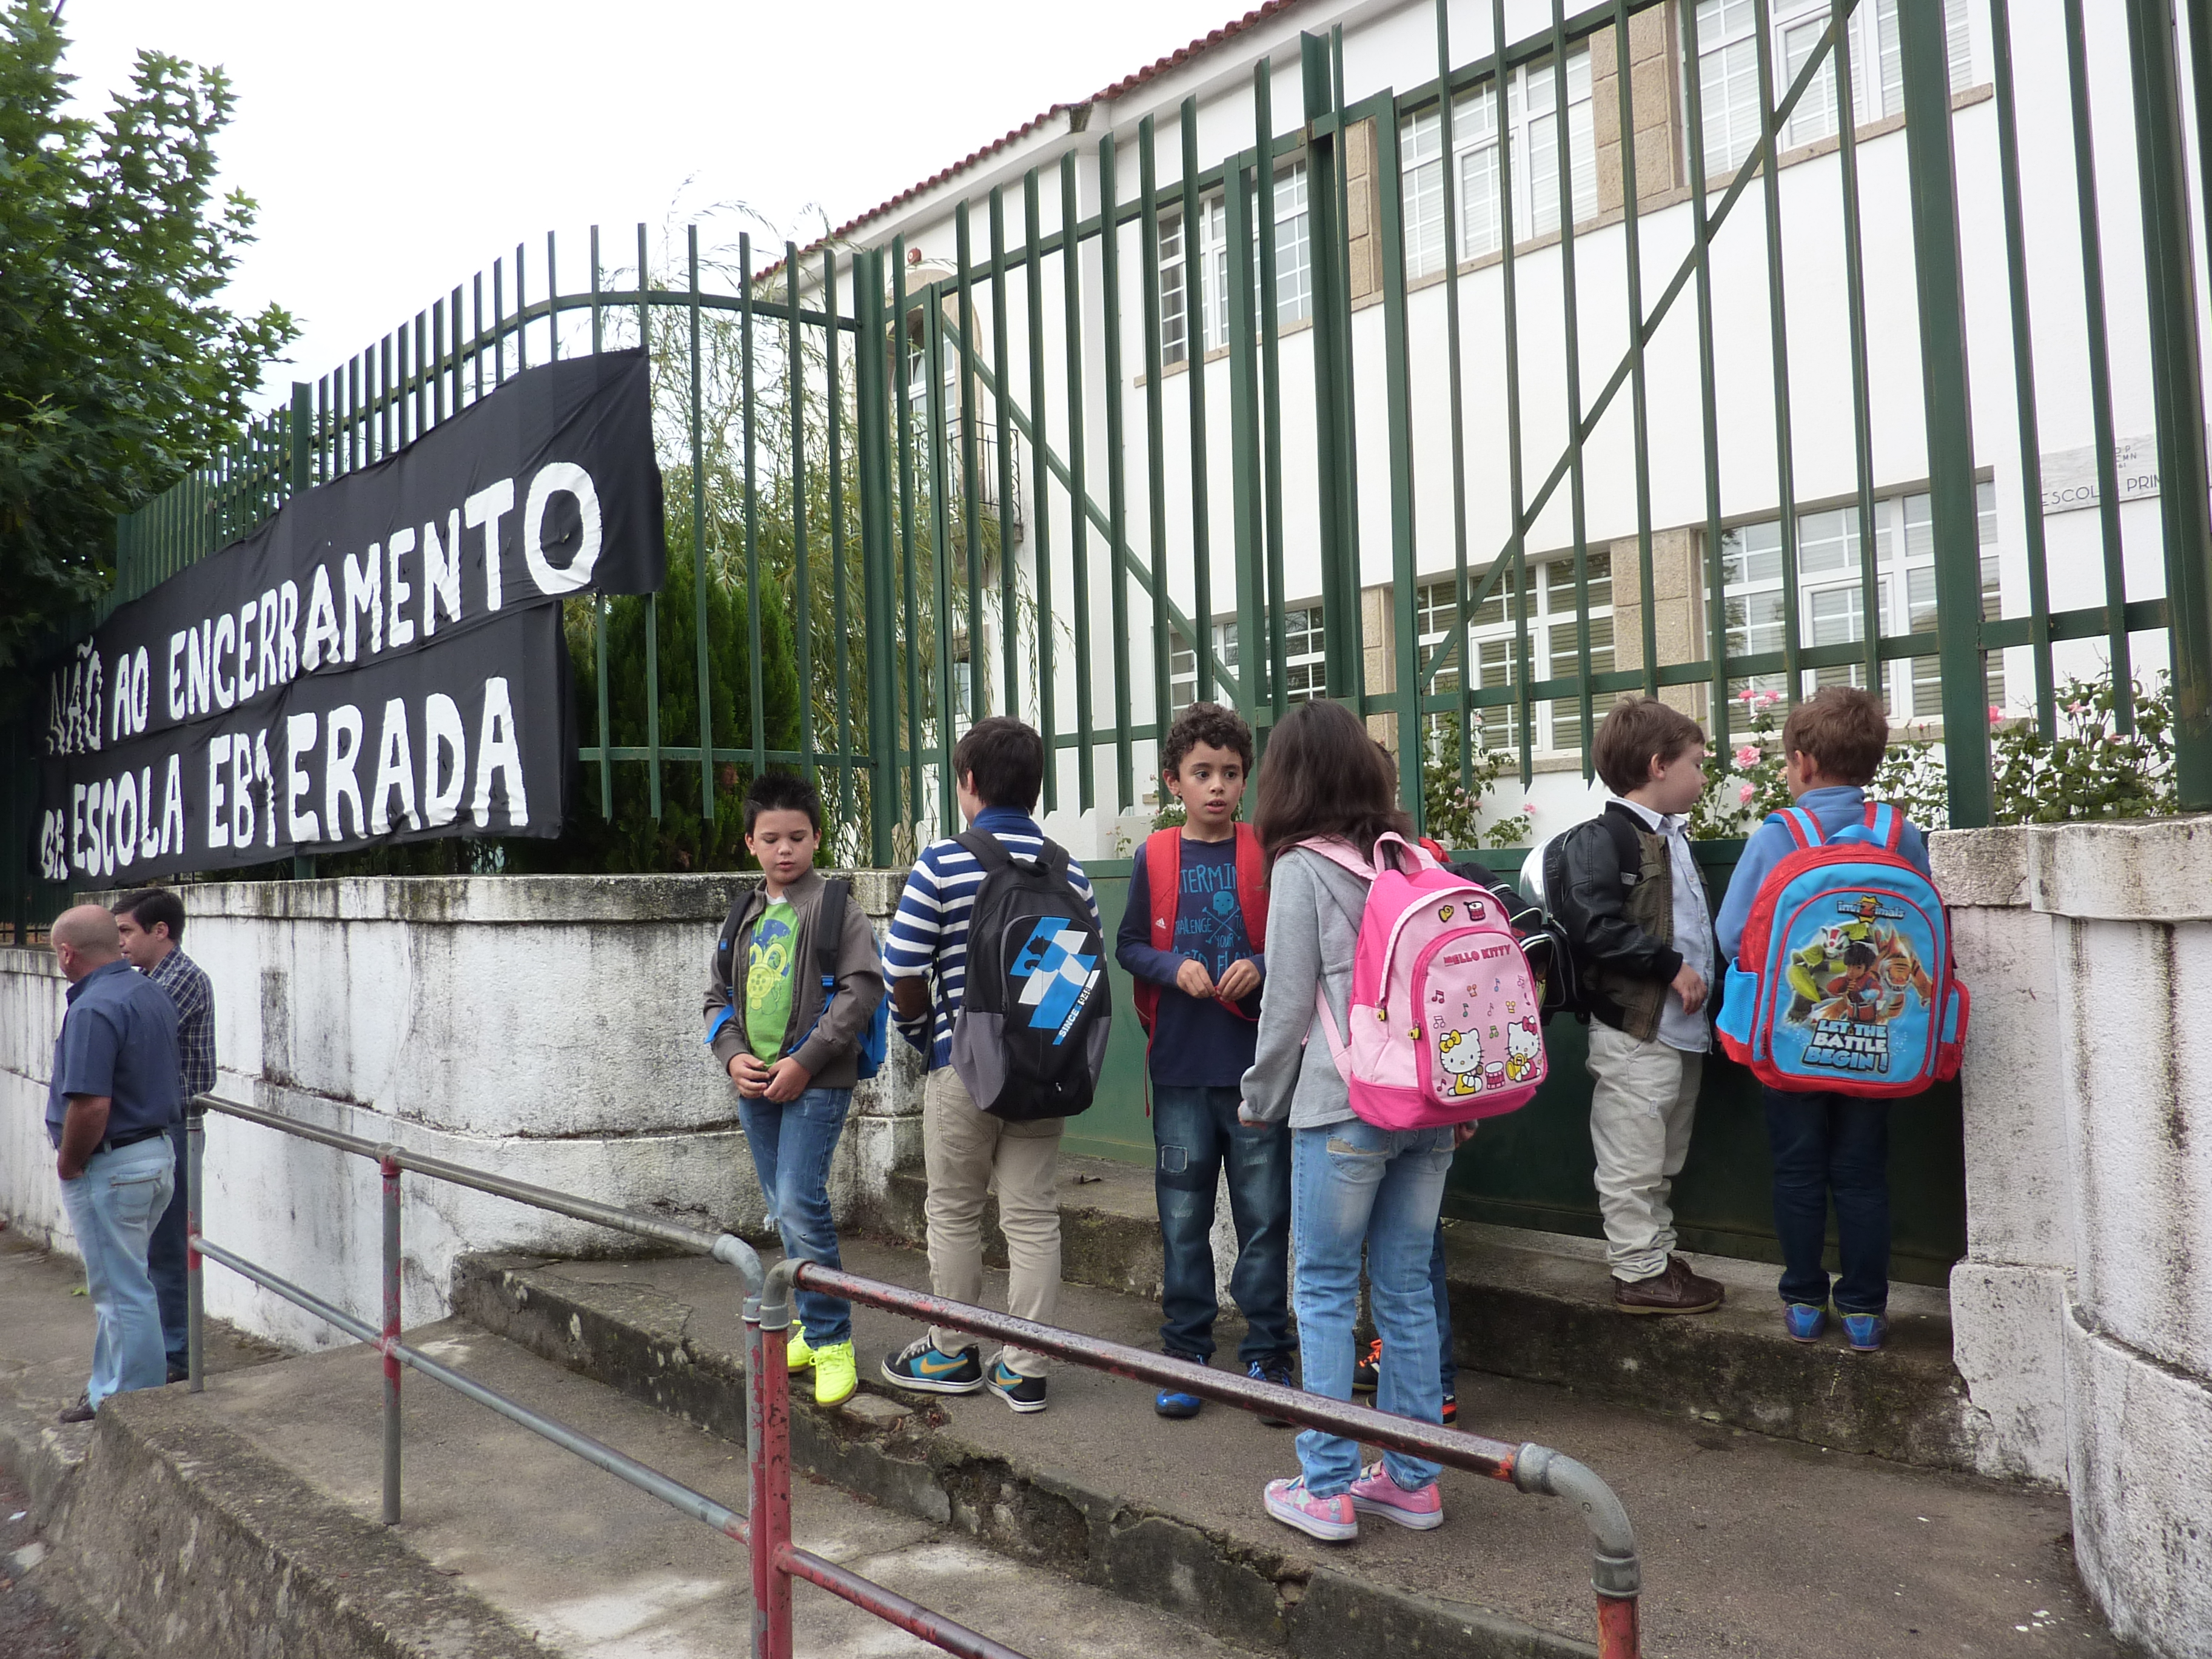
36;350;665;883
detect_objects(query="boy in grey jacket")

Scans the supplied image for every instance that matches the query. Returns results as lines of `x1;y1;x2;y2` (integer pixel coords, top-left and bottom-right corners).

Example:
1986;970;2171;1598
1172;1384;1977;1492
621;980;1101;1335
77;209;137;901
703;773;885;1405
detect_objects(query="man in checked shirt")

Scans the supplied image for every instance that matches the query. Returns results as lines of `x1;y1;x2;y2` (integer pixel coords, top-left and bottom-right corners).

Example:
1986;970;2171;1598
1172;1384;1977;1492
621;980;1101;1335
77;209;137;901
113;889;215;1384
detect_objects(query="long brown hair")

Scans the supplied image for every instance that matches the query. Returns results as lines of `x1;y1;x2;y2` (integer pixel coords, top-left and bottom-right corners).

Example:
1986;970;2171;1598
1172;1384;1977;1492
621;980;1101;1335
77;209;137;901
1252;699;1412;868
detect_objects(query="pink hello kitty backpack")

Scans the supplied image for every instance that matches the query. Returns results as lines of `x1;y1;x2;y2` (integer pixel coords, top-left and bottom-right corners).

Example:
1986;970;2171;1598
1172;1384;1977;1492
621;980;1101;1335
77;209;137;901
1298;833;1547;1129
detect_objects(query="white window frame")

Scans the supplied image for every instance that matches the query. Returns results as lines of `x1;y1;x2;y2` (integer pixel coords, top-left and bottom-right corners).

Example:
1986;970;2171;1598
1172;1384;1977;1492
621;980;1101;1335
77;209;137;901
1692;0;1972;179
1403;45;1597;280
1168;606;1326;711
1415;551;1615;754
1161;159;1313;365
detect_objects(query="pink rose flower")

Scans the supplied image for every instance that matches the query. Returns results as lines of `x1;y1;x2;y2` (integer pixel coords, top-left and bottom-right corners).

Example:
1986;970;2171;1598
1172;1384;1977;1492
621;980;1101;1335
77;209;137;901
1734;745;1760;768
1738;784;1757;804
1988;705;2003;722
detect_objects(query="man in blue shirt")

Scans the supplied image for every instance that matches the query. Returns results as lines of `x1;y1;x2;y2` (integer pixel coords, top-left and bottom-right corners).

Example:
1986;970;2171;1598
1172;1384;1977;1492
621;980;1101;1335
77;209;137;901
47;905;183;1422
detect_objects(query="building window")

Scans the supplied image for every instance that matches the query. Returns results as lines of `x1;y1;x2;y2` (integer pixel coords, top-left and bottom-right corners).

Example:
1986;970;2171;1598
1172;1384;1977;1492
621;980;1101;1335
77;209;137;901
1168;606;1325;709
1694;0;1971;178
1415;552;1614;754
1403;45;1597;280
1720;480;2001;720
1160;160;1312;366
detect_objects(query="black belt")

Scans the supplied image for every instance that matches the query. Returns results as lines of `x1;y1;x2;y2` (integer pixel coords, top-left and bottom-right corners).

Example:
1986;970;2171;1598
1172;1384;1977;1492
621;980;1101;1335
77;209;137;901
97;1125;170;1156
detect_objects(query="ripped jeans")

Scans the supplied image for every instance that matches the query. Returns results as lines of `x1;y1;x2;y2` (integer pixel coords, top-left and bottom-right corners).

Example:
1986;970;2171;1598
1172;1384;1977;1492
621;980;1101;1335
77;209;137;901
1289;1118;1454;1497
1153;1086;1292;1366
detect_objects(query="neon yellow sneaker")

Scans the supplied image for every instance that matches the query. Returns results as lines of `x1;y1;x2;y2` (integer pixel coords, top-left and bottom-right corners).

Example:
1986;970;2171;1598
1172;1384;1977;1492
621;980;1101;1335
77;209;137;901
785;1321;816;1372
812;1341;858;1406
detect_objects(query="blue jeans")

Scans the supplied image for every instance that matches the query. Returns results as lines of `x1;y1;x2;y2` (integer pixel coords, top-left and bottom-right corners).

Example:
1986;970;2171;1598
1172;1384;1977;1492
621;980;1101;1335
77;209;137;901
1154;1086;1292;1365
1429;1222;1455;1398
146;1124;190;1366
1762;1087;1890;1315
739;1087;854;1346
57;1136;175;1408
1292;1119;1454;1497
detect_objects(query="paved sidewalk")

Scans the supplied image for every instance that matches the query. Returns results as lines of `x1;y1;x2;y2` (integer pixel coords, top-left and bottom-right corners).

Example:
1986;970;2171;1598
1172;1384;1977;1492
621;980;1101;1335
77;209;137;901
528;1238;2120;1659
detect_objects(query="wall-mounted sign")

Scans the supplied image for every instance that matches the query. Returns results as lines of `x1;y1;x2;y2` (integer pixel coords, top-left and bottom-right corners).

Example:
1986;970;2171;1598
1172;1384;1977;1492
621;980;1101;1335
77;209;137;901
36;350;666;884
2040;434;2159;515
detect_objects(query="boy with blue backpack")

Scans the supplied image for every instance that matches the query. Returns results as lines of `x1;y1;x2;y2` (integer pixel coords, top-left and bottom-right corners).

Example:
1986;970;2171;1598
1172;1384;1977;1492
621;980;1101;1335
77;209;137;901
1715;685;1966;1353
705;772;888;1406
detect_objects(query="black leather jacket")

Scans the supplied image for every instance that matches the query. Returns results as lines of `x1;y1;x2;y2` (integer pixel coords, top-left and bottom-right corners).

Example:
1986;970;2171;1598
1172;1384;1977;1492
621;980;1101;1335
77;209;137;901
1550;803;1700;1040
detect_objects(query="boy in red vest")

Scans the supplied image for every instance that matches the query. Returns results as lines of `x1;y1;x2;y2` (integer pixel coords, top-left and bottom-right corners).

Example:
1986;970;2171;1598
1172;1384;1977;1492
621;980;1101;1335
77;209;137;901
1117;702;1291;1419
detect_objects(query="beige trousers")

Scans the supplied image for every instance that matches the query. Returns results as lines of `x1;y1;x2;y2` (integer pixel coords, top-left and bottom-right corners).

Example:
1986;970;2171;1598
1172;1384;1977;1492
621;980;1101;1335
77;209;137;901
922;1066;1064;1377
1586;1022;1704;1282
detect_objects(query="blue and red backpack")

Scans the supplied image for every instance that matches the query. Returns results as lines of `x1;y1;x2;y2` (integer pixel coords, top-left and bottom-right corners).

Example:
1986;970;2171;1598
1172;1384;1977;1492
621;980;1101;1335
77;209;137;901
1130;824;1268;1037
1715;802;1968;1096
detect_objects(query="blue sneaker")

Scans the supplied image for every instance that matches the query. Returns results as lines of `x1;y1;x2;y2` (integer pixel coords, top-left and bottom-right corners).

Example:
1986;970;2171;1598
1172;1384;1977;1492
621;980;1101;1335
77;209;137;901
880;1335;984;1395
1783;1303;1828;1344
1842;1312;1888;1353
985;1359;1049;1414
1248;1355;1297;1428
1156;1350;1205;1418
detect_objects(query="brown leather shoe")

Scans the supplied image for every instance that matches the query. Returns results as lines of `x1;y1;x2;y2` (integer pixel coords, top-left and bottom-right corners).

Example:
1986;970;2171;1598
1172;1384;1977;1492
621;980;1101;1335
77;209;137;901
1612;1255;1724;1315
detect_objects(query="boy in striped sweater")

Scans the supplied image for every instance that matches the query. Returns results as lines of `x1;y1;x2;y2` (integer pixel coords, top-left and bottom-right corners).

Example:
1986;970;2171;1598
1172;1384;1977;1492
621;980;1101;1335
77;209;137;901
879;717;1099;1414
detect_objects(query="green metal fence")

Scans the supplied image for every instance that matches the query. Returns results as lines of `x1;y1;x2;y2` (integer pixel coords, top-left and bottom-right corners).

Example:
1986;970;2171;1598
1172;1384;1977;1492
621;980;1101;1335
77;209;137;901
13;0;2212;927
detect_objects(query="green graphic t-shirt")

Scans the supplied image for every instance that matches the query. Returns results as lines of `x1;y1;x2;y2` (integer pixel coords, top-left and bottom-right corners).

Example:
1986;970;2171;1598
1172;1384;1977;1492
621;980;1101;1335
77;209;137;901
746;899;800;1064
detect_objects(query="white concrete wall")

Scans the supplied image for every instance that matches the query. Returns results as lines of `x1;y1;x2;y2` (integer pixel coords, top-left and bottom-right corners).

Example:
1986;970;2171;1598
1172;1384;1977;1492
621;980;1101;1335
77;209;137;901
1936;817;2212;1659
0;874;920;1352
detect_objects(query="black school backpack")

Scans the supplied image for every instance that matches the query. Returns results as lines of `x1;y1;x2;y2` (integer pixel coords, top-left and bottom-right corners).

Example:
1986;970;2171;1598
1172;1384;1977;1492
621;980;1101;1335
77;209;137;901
947;831;1112;1121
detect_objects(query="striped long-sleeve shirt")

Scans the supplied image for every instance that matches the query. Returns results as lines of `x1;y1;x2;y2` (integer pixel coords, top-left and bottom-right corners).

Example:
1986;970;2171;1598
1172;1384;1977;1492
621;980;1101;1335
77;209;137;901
146;947;217;1101
883;806;1099;1070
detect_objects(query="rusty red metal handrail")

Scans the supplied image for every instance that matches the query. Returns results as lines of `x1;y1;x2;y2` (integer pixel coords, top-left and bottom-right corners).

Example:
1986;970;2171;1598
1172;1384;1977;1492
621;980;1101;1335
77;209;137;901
753;1258;1643;1659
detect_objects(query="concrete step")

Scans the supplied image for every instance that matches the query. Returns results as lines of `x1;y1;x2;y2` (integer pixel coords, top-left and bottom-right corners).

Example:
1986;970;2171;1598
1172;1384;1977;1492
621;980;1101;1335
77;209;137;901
457;1240;2122;1659
875;1158;1978;1472
0;1236;1242;1659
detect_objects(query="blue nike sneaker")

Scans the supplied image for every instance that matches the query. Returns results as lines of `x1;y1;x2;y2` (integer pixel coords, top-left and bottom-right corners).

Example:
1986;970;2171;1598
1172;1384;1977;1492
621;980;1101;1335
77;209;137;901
1156;1350;1205;1419
1783;1303;1828;1344
1842;1313;1888;1353
880;1334;985;1394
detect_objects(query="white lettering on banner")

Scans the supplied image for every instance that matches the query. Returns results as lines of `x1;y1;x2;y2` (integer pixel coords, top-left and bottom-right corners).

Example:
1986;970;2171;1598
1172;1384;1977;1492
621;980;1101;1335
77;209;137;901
139;765;158;859
256;589;279;693
369;699;421;834
278;580;300;682
387;530;418;649
325;703;366;841
207;735;232;850
88;779;106;878
114;771;137;871
212;613;236;709
343;547;382;662
303;565;341;671
523;463;602;595
466;479;515;612
167;632;188;720
236;598;259;699
230;731;257;848
422;511;461;636
286;713;320;843
69;783;85;874
132;649;150;734
471;677;526;828
156;757;182;859
423;693;466;827
259;729;278;848
187;621;211;715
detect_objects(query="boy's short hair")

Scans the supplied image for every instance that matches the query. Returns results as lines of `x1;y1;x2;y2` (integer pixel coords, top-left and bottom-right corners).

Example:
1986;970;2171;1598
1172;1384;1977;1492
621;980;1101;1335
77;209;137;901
113;887;186;945
953;716;1045;812
743;771;823;834
1593;698;1706;796
1162;701;1254;779
1781;685;1889;786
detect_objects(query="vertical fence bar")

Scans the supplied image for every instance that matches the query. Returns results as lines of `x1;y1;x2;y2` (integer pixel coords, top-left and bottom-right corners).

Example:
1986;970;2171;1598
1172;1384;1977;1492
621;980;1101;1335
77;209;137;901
591;227;604;355
1140;120;1173;745
474;272;486;401
1302;34;1352;704
894;240;926;833
380;1151;402;1527
1438;4;1478;759
742;233;765;788
927;289;959;827
185;1113;204;1394
1024;180;1060;811
1225;153;1268;720
1493;0;1534;781
2127;0;2212;806
695;227;717;821
827;248;857;829
415;310;429;435
515;241;529;374
494;257;506;387
1098;135;1135;805
1681;0;1731;760
1615;1;1658;703
432;300;446;429
1831;0;1883;699
639;226;663;820
1255;70;1289;729
546;230;560;363
956;203;986;723
858;251;903;866
1554;1;1595;777
1181;99;1216;705
1902;0;1991;827
1061;153;1096;810
1751;0;1802;704
1988;0;2055;736
1373;103;1424;818
787;241;817;786
2063;0;2135;729
1333;28;1366;711
990;189;1019;725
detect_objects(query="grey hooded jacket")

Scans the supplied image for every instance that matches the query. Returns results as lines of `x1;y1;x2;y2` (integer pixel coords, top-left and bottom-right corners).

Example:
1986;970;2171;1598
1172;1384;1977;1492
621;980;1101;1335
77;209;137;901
1238;846;1373;1132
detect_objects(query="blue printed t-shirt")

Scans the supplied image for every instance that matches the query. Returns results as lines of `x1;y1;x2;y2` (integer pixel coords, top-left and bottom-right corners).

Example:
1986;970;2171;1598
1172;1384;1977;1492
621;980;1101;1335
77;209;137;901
1114;834;1264;1087
47;959;184;1148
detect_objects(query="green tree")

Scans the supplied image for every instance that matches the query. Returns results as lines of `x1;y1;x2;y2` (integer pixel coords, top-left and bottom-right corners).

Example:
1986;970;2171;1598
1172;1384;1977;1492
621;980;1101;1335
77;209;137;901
0;3;297;678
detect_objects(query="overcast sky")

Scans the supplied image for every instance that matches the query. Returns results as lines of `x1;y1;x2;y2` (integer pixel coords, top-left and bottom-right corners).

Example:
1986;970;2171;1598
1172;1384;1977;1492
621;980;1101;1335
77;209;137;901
57;0;1242;410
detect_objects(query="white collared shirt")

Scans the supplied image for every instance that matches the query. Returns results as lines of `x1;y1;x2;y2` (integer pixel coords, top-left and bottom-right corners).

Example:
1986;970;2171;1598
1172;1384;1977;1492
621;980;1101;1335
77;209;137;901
1611;796;1714;1054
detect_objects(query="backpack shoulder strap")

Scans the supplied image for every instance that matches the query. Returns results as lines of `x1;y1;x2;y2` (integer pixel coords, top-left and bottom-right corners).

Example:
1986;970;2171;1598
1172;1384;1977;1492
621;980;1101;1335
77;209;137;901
1863;800;1904;852
1144;829;1182;953
1769;808;1825;851
1233;822;1268;952
956;828;1014;873
814;879;850;984
1601;804;1644;885
1293;837;1373;881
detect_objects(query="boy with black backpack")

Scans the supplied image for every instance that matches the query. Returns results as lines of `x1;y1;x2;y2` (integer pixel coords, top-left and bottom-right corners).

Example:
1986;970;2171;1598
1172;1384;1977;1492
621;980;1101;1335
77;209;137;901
880;717;1110;1413
705;773;888;1407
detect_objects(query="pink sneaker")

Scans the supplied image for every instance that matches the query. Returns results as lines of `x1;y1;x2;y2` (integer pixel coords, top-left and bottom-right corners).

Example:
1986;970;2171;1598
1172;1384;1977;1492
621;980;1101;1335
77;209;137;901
1263;1476;1358;1543
1347;1461;1444;1530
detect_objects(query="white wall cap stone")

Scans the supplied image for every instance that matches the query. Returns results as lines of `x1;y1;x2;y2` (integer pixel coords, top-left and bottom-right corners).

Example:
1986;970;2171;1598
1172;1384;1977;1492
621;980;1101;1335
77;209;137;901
1929;825;2031;909
2029;815;2212;922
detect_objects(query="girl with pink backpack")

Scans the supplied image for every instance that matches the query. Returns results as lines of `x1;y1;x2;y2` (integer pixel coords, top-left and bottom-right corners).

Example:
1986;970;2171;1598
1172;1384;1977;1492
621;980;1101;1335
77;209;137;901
1239;700;1544;1544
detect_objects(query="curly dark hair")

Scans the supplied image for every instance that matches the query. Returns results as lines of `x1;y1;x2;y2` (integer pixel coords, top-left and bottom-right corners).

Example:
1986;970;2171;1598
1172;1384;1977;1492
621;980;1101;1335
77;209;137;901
1161;700;1254;780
